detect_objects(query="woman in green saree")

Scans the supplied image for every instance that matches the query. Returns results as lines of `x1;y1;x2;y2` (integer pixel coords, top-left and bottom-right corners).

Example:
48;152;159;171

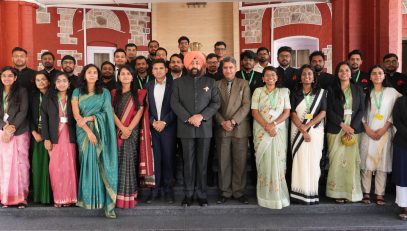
252;66;291;209
71;64;118;218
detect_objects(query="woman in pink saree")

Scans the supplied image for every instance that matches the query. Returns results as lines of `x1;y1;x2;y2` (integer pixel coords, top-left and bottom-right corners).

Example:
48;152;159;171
0;66;30;208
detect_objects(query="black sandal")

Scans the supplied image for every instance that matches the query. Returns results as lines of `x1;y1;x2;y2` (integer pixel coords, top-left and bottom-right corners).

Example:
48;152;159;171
335;199;345;204
376;196;386;206
399;209;407;221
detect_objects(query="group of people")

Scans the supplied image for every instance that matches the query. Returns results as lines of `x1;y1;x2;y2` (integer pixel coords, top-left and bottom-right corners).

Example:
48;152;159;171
0;36;407;221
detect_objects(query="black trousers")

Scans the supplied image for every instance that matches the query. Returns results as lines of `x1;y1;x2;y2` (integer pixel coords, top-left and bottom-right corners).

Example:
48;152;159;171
151;129;176;194
181;138;211;199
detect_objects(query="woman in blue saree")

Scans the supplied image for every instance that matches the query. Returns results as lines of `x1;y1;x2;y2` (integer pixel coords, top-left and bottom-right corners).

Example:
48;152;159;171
71;64;118;218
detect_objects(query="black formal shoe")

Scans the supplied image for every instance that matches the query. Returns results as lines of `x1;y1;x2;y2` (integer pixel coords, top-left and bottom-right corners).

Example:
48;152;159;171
216;196;228;204
164;192;175;204
198;198;208;207
237;195;249;204
181;196;193;207
146;194;161;204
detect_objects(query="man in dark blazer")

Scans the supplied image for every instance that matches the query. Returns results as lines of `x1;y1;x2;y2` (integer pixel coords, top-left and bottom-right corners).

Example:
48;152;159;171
276;46;299;92
146;59;177;204
171;51;221;207
215;57;251;204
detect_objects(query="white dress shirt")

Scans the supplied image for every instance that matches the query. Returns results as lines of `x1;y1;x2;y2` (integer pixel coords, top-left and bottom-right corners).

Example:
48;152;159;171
154;79;166;120
253;62;272;73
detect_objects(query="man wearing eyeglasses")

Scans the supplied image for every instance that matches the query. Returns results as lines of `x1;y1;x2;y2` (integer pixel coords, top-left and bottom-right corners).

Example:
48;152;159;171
61;55;79;89
205;53;222;81
383;53;407;95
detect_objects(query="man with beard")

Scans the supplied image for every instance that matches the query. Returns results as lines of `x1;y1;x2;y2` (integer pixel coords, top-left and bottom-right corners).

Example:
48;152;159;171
178;36;190;61
276;46;298;91
100;61;116;92
61;55;80;89
236;50;264;94
253;47;272;73
135;56;152;89
11;47;36;93
114;48;127;80
383;53;407;94
309;51;334;89
125;43;137;65
41;51;59;81
347;49;369;91
171;51;220;207
167;54;187;80
156;47;170;68
205;53;222;81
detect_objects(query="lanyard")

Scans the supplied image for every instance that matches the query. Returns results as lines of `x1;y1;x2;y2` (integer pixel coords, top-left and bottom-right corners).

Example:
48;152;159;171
2;92;8;113
241;71;254;85
372;87;384;112
344;87;352;109
355;70;361;83
303;90;313;113
38;94;43;123
137;75;150;89
58;94;68;116
268;88;278;109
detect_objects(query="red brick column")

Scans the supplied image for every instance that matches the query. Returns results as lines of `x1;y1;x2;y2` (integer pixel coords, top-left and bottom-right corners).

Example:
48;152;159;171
332;0;402;70
1;1;36;67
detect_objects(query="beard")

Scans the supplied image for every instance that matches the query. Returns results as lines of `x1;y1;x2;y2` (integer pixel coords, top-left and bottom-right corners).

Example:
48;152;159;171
149;51;156;56
171;66;182;73
188;68;201;77
43;62;54;69
102;74;114;81
63;67;74;74
259;57;267;63
313;65;323;73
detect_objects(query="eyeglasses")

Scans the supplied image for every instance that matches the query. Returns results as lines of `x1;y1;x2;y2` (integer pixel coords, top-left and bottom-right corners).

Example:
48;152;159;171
384;60;398;65
207;61;219;65
215;48;226;51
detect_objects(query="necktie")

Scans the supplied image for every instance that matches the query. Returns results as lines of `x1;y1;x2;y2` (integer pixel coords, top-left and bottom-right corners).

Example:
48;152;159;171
227;81;232;95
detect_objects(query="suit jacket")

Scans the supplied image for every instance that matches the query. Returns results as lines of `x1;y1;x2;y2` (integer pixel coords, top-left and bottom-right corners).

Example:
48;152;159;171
147;77;177;133
0;87;29;136
277;66;299;91
41;92;76;144
351;70;369;91
215;78;251;138
235;70;264;94
315;72;334;90
326;83;365;134
29;91;45;132
171;75;221;138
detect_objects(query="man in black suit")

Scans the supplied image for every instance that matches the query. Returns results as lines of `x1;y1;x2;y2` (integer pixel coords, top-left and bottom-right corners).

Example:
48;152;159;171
167;54;187;80
61;55;80;89
347;49;369;91
146;59;177;204
41;51;60;81
171;51;220;207
236;50;263;94
276;46;298;91
309;50;334;90
383;53;407;95
11;47;36;94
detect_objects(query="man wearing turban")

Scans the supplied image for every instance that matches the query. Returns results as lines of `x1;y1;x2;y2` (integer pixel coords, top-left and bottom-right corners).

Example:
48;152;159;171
171;51;221;207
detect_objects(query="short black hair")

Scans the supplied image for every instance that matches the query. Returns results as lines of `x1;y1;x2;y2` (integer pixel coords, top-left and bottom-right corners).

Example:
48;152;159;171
347;49;364;60
383;53;398;61
101;61;115;70
41;51;55;60
206;53;219;60
114;48;126;56
277;46;292;56
214;41;227;48
178;36;190;44
125;43;137;50
257;47;269;54
309;50;325;63
152;59;167;68
262;66;283;87
135;55;148;63
12;47;28;55
240;50;257;61
156;47;167;56
61;55;76;65
170;54;183;63
148;40;159;47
